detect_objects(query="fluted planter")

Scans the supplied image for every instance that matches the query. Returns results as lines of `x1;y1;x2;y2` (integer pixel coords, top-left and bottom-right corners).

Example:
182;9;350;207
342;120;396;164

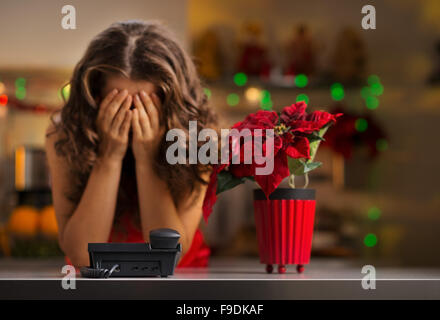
253;188;316;274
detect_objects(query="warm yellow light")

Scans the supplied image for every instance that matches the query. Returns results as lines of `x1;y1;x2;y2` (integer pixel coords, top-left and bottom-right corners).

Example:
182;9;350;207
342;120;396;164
15;146;26;190
0;82;5;95
245;87;262;103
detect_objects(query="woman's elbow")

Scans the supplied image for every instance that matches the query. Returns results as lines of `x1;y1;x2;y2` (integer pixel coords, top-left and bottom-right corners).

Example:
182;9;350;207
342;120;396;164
64;248;90;268
179;235;192;258
59;235;90;268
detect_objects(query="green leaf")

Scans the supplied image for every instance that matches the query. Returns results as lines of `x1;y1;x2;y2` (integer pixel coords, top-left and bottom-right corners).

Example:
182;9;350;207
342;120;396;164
306;131;326;143
308;126;330;162
288;158;322;176
216;171;246;195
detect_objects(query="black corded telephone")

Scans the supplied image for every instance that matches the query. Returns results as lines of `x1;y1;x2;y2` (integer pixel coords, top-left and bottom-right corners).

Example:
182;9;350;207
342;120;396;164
80;228;181;278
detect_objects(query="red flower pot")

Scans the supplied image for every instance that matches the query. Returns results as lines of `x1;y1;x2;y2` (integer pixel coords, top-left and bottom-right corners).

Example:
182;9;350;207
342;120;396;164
253;188;316;274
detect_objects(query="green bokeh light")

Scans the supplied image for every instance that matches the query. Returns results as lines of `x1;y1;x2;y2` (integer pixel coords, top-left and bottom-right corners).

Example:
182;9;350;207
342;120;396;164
331;83;345;101
204;88;212;99
370;82;384;96
296;93;309;104
364;233;378;247
260;90;272;110
367;74;380;85
366;96;379;110
16;87;26;100
15;77;26;88
260;100;273;110
368;207;381;220
260;90;271;102
361;86;372;99
376;138;388;151
227;93;240;106
355;118;368;132
61;84;71;101
234;73;247;86
294;74;308;88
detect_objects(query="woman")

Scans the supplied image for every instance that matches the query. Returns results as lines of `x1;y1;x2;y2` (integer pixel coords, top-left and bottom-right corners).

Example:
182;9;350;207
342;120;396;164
45;20;216;268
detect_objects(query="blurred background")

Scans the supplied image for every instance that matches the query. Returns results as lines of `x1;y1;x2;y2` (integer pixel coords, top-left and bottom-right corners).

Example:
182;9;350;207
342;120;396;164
0;0;439;266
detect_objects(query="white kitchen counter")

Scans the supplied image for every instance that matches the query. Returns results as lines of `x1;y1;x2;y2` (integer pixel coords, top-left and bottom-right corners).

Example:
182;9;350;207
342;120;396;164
0;257;439;299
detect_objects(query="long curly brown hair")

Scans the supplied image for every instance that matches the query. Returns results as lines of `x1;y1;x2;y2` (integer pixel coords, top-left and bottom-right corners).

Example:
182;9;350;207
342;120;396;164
48;20;217;224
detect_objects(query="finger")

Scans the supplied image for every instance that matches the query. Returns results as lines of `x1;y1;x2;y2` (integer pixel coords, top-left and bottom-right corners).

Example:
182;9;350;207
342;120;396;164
103;89;128;128
97;88;118;121
111;95;132;131
140;90;160;130
131;109;143;139
133;93;151;135
119;110;132;137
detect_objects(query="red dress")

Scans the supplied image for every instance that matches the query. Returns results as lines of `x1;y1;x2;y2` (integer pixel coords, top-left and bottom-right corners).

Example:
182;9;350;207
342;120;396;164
65;211;210;268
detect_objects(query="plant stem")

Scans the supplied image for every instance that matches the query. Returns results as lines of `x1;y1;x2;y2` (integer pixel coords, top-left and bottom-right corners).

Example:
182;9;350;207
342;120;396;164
304;173;309;189
288;174;295;188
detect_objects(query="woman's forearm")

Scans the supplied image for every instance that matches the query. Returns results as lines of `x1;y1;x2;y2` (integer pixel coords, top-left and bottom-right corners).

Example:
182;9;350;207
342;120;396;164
62;158;122;266
135;162;190;257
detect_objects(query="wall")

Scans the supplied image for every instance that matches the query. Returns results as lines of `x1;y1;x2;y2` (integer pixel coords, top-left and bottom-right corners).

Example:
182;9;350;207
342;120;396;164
0;0;188;68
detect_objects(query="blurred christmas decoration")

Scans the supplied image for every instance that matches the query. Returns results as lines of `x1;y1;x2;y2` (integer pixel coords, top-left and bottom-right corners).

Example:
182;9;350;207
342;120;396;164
3;96;59;113
193;29;223;81
329;27;367;86
285;24;316;77
322;104;387;159
237;22;271;78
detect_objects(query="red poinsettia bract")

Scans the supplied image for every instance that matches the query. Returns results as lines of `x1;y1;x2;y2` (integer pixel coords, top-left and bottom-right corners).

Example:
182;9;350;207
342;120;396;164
202;102;341;222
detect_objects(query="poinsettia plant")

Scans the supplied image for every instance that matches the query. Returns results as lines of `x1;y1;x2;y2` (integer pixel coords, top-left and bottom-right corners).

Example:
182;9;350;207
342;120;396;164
202;101;342;222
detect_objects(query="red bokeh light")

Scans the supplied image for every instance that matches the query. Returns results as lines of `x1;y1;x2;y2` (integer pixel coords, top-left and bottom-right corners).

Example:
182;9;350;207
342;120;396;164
0;94;8;106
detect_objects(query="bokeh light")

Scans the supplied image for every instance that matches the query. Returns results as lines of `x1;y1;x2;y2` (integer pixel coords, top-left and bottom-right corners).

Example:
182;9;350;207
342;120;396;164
245;87;262;103
203;88;211;100
364;233;378;247
370;82;384;96
260;100;273;110
376;138;388;151
61;84;71;101
294;74;308;88
365;96;379;109
331;83;345;101
367;74;380;85
296;93;309;104
260;90;272;110
234;73;247;86
15;77;26;88
227;93;240;106
355;118;368;132
0;94;8;106
0;82;5;95
368;207;382;220
361;86;371;99
15;87;26;100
